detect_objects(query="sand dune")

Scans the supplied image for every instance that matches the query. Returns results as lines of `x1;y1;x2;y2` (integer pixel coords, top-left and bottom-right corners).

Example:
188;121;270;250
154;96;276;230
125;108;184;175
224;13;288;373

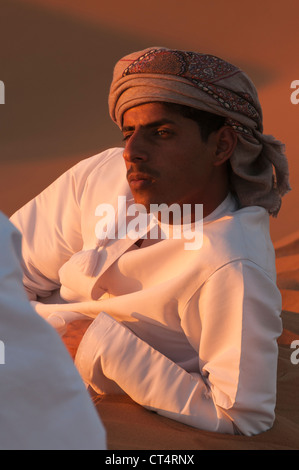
1;0;298;243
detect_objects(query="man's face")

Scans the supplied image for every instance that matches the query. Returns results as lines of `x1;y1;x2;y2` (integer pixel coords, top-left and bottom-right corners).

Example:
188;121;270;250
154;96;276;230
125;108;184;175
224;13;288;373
122;102;218;213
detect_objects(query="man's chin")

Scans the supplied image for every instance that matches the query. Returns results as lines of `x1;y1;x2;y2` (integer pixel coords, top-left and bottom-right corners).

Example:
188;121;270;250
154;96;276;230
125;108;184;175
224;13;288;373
131;199;151;213
131;191;177;214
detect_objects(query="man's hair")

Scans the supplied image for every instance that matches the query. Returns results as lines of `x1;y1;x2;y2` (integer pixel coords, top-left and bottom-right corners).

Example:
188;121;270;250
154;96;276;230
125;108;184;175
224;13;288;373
162;102;226;142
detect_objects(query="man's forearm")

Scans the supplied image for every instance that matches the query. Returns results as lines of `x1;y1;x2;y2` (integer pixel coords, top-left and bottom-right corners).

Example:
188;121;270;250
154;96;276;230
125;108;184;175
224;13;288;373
75;311;234;434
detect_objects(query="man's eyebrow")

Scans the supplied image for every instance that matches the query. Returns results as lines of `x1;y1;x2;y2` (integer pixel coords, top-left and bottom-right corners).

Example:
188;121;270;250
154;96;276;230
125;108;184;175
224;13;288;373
121;119;177;133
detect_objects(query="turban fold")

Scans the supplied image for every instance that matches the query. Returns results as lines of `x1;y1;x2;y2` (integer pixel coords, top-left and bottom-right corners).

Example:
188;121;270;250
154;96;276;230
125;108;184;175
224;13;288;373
109;47;291;216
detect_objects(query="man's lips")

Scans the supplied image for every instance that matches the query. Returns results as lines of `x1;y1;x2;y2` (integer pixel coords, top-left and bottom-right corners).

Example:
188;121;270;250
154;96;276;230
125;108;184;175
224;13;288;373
127;172;155;189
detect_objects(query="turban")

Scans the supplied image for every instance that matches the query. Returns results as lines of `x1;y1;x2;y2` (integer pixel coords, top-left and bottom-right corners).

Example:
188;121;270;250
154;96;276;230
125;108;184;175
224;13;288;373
109;47;291;216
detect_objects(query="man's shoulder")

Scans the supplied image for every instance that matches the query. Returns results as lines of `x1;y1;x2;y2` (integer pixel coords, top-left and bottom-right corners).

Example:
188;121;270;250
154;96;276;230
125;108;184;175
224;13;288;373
66;147;126;200
72;147;125;176
204;204;275;274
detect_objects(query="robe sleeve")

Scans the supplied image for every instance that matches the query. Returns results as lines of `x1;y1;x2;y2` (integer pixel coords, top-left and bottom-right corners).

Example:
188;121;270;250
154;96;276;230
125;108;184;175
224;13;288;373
75;259;282;436
9;148;125;301
9;165;84;300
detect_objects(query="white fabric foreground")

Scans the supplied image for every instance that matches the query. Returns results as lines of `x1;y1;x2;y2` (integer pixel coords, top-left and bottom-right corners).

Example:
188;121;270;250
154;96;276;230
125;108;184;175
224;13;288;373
0;212;106;450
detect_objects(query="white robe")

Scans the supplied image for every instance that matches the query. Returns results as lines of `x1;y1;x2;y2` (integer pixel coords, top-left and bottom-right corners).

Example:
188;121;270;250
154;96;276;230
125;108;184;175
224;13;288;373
0;212;106;450
10;147;283;436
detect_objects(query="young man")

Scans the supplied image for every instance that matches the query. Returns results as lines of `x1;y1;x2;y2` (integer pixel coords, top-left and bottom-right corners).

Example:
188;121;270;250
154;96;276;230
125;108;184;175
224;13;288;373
10;47;290;436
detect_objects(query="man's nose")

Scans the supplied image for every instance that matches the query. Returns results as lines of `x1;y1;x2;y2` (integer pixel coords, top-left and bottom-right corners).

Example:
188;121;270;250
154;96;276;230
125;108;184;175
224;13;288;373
123;132;148;163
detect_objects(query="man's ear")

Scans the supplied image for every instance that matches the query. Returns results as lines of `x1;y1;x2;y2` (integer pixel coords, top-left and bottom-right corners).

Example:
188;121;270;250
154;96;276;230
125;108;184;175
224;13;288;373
213;126;237;166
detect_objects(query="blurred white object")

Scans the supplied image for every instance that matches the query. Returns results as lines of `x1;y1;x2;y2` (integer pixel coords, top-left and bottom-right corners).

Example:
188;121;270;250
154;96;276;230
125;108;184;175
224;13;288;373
0;212;106;450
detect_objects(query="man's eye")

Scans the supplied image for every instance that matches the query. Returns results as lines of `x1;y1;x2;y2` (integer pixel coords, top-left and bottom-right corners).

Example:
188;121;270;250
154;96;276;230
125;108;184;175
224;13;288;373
155;129;171;137
122;134;132;142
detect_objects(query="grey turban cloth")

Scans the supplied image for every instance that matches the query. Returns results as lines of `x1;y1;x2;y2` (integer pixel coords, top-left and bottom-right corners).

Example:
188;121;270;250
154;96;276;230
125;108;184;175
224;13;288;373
109;47;291;216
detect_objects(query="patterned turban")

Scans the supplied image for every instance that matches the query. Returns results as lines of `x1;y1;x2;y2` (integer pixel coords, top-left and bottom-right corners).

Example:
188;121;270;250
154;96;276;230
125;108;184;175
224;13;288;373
109;47;291;216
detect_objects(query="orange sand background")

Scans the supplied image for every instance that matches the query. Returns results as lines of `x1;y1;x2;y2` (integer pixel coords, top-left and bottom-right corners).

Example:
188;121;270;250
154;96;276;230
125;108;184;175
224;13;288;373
1;0;299;450
0;0;298;243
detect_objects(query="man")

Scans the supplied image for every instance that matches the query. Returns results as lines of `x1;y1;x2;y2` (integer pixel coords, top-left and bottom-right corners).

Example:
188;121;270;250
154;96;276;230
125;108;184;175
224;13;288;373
0;212;106;450
10;47;290;436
